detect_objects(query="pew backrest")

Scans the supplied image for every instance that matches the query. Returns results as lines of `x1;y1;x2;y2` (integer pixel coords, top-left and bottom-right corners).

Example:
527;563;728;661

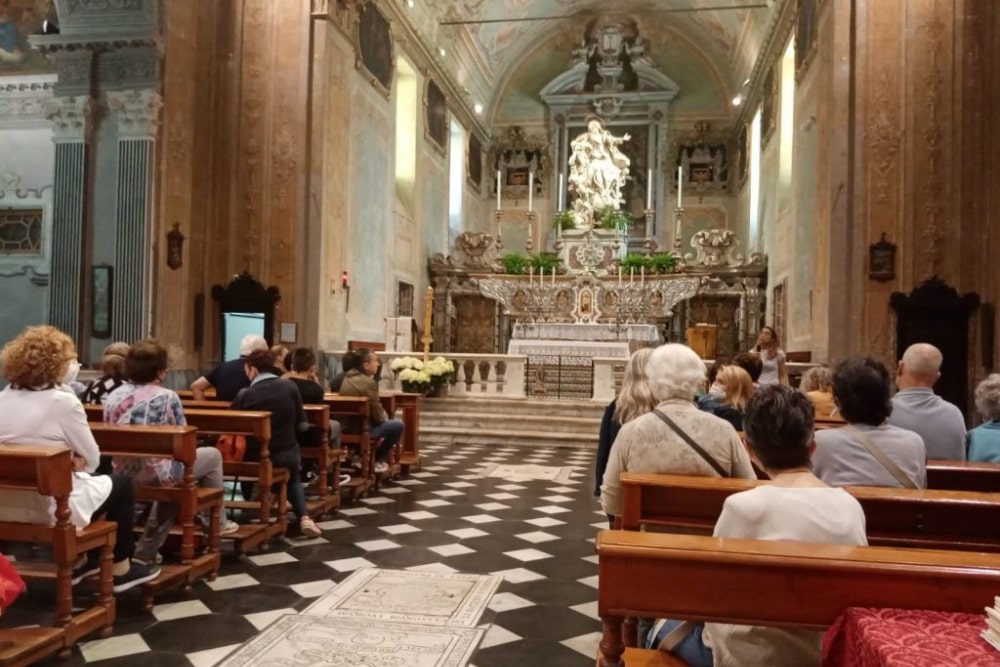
0;445;72;498
927;459;1000;493
88;424;198;466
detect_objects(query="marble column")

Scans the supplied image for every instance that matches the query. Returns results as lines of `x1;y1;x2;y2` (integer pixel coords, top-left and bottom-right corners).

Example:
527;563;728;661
107;89;162;343
46;96;92;339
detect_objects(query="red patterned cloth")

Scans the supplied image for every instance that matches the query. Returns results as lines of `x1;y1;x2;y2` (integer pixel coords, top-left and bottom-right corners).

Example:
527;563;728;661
823;607;1000;667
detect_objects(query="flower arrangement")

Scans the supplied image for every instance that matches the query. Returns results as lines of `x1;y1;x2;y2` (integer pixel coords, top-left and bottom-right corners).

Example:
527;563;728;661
423;356;455;384
390;356;424;372
392;356;454;394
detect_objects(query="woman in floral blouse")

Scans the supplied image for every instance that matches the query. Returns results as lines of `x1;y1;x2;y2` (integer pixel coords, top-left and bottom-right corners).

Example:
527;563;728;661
104;339;238;564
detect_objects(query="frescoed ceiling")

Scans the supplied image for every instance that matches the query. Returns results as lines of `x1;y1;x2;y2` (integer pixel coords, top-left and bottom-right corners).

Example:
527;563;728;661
401;0;780;124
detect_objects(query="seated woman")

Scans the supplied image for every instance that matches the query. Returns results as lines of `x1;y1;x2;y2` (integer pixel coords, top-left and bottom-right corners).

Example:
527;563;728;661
596;348;656;527
285;347;348;486
710;365;754;431
0;326;160;592
105;339;238;565
813;357;927;489
647;385;868;667
968;373;1000;463
232;350;322;538
800;365;842;421
601;344;756;519
81;341;130;405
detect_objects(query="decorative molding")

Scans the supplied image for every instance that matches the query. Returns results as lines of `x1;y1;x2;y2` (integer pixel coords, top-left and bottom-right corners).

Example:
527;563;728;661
0;75;58;128
917;15;945;281
45;95;94;142
106;89;162;139
0;265;50;286
98;46;161;89
865;66;903;205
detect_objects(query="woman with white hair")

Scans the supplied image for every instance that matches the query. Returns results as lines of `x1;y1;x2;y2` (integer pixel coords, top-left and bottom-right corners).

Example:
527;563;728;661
600;344;757;519
968;373;1000;463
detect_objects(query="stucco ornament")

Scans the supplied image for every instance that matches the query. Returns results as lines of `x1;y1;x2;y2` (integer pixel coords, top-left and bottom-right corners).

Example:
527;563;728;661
567;119;630;228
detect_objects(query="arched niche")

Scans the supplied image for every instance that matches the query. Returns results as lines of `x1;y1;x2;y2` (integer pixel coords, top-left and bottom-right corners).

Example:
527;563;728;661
211;272;281;361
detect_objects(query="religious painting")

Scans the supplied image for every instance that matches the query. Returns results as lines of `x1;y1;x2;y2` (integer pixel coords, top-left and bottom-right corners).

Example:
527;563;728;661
356;1;393;97
737;123;749;187
0;0;53;73
467;133;483;191
493;126;547;205
425;79;448;153
677;143;729;193
760;64;777;146
795;0;819;77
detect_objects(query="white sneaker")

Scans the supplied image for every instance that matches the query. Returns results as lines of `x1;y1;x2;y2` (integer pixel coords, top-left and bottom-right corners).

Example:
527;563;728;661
374;462;389;474
221;519;240;536
339;473;352;486
300;517;321;538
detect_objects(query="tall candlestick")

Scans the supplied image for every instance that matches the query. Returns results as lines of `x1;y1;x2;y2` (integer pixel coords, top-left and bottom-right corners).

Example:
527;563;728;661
528;171;534;212
423;287;433;336
498;217;502;239
641;265;645;285
496;170;502;210
630;267;634;285
618;266;622;286
529;265;534;286
646;169;653;209
551;267;555;287
677;165;683;208
558;173;565;210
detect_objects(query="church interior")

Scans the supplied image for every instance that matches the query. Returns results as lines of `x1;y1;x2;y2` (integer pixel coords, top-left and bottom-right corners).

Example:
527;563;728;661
1;0;1000;665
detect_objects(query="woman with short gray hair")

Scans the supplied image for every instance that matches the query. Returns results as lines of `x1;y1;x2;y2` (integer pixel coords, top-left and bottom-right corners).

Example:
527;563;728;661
600;344;756;519
968;373;1000;463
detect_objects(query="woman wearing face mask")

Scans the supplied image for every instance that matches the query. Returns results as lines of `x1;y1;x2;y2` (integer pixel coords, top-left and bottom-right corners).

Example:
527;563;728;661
0;326;161;591
710;365;755;431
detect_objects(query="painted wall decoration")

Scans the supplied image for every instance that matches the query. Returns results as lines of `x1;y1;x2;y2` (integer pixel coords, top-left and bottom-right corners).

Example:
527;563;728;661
492;126;547;204
0;0;52;73
760;64;777;146
425;79;448;152
467;133;482;191
356;1;393;96
737;123;749;187
0;208;42;253
674;123;729;195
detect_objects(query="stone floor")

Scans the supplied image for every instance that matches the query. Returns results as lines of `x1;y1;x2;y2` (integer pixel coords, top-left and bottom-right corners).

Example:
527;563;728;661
6;442;604;666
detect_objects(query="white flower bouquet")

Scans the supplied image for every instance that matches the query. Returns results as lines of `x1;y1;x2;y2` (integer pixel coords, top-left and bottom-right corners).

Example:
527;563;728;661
390;356;424;372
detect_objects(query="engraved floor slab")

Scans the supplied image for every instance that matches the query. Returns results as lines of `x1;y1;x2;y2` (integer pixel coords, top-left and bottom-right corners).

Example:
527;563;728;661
475;463;575;483
302;567;502;627
215;615;483;667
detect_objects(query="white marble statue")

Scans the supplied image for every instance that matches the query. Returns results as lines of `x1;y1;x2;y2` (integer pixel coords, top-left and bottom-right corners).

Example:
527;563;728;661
567;119;631;228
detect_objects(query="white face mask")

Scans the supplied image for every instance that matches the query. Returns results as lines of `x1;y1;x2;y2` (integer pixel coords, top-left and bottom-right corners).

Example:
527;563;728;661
708;382;726;400
62;360;81;385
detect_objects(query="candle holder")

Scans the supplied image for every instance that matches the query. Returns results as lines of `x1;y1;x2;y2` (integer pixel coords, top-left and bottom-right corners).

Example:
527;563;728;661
525;210;537;255
673;206;684;252
493;209;504;254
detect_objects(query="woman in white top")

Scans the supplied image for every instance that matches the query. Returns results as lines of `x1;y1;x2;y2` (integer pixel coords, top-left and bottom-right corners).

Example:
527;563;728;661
751;326;788;386
0;326;160;592
647;385;867;667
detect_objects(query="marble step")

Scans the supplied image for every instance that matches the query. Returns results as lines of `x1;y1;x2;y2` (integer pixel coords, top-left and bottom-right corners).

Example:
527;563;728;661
420;426;599;450
420;411;601;432
421;397;606;419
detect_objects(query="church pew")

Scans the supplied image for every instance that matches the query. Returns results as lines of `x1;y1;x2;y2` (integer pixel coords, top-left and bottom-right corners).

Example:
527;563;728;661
618;472;1000;552
0;445;115;654
595;530;1000;666
0;627;67;667
379;390;422;474
927;459;1000;493
87;424;224;611
181;401;341;517
322;394;375;501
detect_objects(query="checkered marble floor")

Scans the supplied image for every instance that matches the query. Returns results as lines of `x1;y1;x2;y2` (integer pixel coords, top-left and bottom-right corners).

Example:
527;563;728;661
8;443;603;666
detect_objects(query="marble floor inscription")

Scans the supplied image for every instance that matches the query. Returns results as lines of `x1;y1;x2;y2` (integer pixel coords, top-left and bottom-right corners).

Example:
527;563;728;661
475;463;576;483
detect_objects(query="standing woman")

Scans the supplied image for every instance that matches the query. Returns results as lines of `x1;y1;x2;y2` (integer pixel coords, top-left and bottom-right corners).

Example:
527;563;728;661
596;348;656;526
752;326;788;386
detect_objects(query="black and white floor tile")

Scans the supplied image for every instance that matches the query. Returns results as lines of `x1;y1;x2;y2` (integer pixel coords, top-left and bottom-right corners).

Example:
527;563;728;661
7;443;603;666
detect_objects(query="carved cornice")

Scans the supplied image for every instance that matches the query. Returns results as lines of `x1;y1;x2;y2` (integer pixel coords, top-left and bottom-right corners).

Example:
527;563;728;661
45;95;94;142
106;89;162;139
0;76;58;129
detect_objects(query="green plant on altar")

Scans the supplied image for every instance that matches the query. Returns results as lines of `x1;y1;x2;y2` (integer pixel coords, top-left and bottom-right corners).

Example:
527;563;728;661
650;252;678;274
500;253;528;275
527;252;561;273
597;207;632;233
552;210;575;231
620;253;652;272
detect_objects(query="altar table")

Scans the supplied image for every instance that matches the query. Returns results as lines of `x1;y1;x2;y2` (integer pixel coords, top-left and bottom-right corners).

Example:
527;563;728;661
823;607;1000;667
510;322;660;343
507;339;631;360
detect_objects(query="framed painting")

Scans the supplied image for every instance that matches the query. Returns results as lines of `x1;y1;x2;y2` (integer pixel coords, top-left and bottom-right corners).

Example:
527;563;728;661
795;0;819;79
0;0;54;74
425;79;448;153
467;133;483;191
91;264;112;338
355;1;393;97
760;64;777;146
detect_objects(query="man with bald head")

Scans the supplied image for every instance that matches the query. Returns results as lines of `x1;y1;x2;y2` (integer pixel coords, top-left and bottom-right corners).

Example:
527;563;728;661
887;343;967;460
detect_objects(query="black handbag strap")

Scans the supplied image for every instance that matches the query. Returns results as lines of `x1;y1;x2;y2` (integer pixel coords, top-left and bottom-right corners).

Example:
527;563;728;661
652;409;730;478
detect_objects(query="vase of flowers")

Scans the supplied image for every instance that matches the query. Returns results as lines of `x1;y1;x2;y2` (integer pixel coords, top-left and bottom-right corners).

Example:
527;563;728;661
390;357;431;394
423;356;455;398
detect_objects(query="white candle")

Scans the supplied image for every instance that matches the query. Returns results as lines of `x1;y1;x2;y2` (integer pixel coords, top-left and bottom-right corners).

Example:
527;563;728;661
646;169;653;209
528;171;534;212
641;265;645;285
677;165;683;209
618;266;622;286
529;265;534;286
496;170;502;210
551;267;555;287
558;173;565;210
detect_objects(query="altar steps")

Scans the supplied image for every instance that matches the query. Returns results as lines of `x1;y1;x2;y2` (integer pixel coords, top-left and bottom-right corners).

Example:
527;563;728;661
418;397;604;450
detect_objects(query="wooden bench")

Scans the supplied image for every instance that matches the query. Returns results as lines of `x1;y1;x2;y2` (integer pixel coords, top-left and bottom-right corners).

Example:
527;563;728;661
927;459;1000;492
596;530;1000;667
0;627;66;667
180;400;340;518
322;394;374;501
380;390;422;475
87;424;224;611
619;472;1000;552
0;445;115;654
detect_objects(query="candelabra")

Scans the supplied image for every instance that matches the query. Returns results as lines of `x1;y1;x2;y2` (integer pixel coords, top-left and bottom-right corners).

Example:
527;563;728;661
673;206;684;252
525;210;537;255
606;282;651;340
494;209;504;254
